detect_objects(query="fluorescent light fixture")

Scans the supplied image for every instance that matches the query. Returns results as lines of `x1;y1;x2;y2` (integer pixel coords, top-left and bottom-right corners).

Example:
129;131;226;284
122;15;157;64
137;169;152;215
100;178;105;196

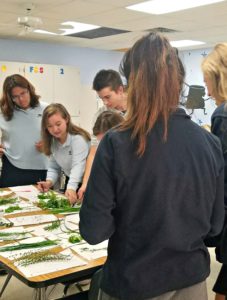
170;40;205;47
34;29;57;35
59;21;100;35
127;0;224;14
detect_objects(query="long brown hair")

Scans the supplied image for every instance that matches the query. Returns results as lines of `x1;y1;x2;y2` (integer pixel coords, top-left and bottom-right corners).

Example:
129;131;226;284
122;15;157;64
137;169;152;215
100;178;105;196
119;33;185;156
41;103;91;155
0;74;40;121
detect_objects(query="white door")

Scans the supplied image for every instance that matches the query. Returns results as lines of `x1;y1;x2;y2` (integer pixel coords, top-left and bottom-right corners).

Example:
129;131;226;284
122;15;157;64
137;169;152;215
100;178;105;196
53;65;80;117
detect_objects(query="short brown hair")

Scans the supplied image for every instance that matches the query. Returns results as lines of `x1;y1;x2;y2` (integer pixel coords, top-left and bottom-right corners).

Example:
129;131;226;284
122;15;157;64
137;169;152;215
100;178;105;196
93;69;123;92
93;111;124;136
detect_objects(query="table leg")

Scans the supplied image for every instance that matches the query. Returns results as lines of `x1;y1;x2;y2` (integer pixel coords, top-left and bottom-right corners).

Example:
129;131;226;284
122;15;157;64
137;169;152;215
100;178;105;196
32;287;47;300
0;273;12;298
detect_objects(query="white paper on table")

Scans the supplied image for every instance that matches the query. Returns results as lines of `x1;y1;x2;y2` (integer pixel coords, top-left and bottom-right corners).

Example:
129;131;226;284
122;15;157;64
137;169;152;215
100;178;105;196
0;226;33;241
29;218;66;237
9;185;39;193
9;185;39;203
0;190;16;197
8;214;57;226
71;240;108;260
0;199;20;211
15;248;87;277
0;237;58;260
64;214;80;226
3;202;41;215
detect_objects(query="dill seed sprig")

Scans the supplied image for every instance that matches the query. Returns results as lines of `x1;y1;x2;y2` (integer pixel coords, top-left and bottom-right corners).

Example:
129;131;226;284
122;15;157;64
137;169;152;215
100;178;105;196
0;240;58;252
44;220;61;231
14;249;71;266
0;197;17;206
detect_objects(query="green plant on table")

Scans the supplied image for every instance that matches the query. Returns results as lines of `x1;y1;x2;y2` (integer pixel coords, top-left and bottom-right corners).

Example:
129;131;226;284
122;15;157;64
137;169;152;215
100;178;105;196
0;197;17;206
68;234;83;244
14;249;71;266
0;240;58;252
4;205;22;213
44;220;61;231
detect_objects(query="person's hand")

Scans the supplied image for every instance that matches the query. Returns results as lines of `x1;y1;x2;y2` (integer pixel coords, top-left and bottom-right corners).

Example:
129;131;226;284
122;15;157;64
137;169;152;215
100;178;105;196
0;144;5;158
65;189;78;205
37;180;52;192
77;183;87;201
35;140;43;153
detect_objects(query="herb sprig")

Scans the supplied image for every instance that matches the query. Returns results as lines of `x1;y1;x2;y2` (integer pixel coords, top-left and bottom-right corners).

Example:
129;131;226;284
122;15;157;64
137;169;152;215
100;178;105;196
0;197;17;206
44;220;61;231
0;240;58;252
4;205;22;213
14;249;71;266
68;234;83;244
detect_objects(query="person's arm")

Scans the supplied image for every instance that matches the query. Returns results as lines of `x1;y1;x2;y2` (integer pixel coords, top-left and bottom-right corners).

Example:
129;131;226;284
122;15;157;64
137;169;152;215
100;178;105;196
79;134;116;245
77;145;97;200
35;140;44;153
66;136;90;204
45;155;61;187
37;180;53;192
0;144;5;158
209;166;225;235
211;115;227;154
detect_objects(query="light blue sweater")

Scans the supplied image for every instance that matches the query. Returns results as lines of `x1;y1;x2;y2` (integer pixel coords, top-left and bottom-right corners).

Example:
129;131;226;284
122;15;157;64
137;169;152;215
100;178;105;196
47;133;90;191
0;101;48;170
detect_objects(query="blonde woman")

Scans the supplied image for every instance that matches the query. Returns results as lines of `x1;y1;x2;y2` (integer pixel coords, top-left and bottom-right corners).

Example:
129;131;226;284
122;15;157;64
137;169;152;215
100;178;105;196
202;43;227;300
80;33;224;300
37;103;90;204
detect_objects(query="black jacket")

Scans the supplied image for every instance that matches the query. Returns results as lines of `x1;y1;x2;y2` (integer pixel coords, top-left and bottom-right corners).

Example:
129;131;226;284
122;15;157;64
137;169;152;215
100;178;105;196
211;102;227;263
212;102;227;206
80;109;225;300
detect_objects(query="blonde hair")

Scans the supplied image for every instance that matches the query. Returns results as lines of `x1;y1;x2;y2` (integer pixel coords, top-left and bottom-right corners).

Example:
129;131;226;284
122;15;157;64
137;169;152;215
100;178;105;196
41;103;90;155
201;43;227;102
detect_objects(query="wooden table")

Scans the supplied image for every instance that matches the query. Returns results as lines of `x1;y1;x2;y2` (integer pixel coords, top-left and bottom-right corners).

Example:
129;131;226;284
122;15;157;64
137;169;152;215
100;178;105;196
0;189;106;300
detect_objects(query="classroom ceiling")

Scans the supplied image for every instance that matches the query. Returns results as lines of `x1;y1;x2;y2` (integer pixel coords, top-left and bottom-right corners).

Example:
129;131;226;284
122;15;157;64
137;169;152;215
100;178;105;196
0;0;227;51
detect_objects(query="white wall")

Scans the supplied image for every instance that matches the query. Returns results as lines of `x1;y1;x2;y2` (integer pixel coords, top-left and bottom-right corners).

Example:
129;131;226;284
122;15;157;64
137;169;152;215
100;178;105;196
180;47;217;126
0;38;124;85
0;38;124;132
0;38;218;126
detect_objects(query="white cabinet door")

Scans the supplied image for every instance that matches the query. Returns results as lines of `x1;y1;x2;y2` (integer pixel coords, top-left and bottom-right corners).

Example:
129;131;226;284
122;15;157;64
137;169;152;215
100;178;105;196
0;61;25;93
24;63;54;104
53;66;80;117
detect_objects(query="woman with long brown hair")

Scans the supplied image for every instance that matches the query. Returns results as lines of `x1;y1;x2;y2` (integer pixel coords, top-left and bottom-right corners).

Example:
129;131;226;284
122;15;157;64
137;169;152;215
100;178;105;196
79;33;225;300
0;74;48;187
37;103;90;204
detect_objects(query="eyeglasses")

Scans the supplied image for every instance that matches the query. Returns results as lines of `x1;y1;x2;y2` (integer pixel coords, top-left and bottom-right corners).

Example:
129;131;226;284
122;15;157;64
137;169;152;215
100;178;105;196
11;90;29;102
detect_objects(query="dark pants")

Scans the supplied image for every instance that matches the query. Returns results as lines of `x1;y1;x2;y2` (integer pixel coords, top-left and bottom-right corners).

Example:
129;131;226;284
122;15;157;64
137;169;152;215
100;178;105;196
213;264;227;296
0;155;47;188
